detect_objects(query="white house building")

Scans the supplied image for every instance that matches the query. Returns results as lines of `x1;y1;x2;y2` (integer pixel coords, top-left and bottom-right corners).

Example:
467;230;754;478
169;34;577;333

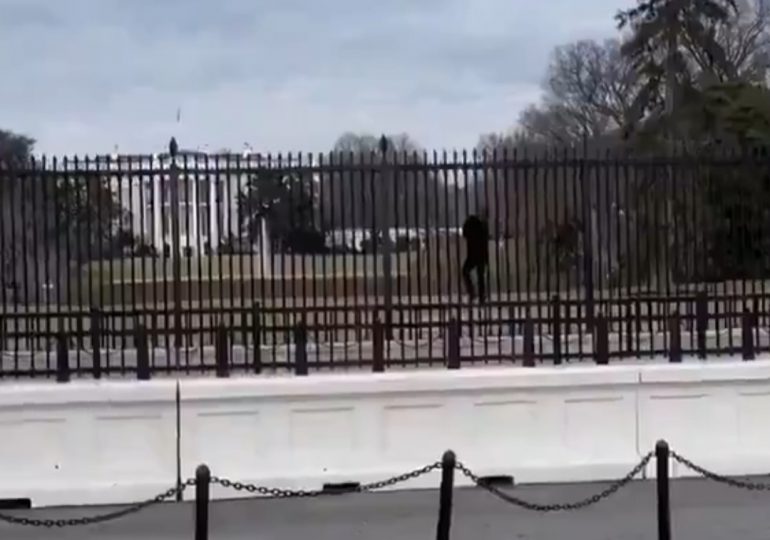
90;150;278;258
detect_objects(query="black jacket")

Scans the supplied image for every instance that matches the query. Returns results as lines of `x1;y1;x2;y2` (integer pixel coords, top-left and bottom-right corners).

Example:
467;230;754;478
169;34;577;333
462;215;489;262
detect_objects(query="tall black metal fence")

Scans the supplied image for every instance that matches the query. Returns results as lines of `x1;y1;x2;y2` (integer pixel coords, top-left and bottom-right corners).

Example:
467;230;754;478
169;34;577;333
2;142;770;376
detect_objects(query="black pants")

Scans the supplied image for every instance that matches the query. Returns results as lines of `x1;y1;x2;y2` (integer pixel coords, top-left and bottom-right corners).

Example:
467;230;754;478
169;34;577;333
462;257;487;303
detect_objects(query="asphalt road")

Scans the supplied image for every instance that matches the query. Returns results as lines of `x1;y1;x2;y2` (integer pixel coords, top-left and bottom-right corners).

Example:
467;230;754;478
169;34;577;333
3;477;770;540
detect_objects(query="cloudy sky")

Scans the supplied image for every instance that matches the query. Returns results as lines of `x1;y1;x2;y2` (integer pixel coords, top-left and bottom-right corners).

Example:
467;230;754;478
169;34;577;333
1;0;623;155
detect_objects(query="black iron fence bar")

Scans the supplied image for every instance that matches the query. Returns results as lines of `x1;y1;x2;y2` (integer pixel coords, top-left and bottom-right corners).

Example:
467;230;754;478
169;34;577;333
669;312;682;363
135;324;150;380
742;308;756;361
55;332;69;383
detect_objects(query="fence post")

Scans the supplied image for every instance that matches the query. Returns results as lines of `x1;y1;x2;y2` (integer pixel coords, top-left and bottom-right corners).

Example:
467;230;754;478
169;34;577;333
742;308;755;361
447;318;460;370
169;137;183;350
215;324;229;378
668;311;682;364
580;156;596;333
378;135;395;342
56;331;69;383
136;324;150;381
635;297;642;345
372;316;385;373
594;313;609;365
252;303;262;374
625;302;634;356
435;450;456;540
294;320;308;376
656;440;671;540
195;464;211;540
90;306;102;380
551;295;562;365
696;292;707;359
522;317;535;367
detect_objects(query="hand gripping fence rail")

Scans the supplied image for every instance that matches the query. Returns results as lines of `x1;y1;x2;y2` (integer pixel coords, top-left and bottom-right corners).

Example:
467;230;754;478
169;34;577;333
3;441;770;540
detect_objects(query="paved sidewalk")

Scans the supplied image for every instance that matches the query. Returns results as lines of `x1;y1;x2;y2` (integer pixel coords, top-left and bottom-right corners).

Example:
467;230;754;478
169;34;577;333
3;476;770;540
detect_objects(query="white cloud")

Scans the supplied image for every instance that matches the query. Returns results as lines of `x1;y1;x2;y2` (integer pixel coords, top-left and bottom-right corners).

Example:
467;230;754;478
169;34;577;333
0;0;622;155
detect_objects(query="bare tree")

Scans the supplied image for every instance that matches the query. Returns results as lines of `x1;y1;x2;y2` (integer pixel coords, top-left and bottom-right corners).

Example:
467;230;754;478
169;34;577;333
686;0;770;82
518;39;640;144
323;132;457;233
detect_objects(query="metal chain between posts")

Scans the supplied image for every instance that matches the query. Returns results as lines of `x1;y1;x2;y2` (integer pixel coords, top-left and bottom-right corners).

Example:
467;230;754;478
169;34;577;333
671;451;770;490
211;461;442;498
455;452;653;512
13;447;763;528
0;480;193;528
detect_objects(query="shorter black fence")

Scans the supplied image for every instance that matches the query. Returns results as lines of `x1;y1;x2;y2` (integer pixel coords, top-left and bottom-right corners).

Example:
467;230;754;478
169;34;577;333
2;293;768;380
0;440;767;540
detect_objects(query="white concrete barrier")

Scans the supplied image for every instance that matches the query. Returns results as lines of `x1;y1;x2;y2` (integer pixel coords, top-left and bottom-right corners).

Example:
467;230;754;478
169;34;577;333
6;355;770;507
0;380;178;507
638;357;770;479
179;366;642;500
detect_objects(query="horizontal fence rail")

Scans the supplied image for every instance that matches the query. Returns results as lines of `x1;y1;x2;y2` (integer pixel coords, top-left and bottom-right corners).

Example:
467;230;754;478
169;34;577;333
2;145;770;377
0;294;769;379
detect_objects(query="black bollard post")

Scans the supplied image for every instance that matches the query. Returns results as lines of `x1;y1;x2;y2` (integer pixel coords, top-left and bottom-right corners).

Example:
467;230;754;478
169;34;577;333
90;307;102;379
372;316;385;373
522;317;535;367
742;308;755;361
551;295;562;365
696;292;707;359
195;464;211;540
135;324;150;381
656;440;671;540
447;318;460;370
435;450;456;540
668;312;682;364
294;321;308;376
56;331;70;383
